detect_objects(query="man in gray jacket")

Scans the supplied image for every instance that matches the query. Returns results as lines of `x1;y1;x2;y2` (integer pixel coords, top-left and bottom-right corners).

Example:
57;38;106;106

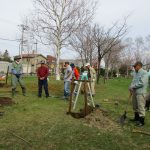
129;61;148;126
63;62;72;100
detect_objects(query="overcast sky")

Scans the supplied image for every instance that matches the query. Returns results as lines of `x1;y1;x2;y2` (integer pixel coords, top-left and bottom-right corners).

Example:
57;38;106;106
0;0;150;58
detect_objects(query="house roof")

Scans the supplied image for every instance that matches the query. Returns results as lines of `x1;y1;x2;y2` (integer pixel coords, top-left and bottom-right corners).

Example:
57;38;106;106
14;54;46;59
47;55;56;61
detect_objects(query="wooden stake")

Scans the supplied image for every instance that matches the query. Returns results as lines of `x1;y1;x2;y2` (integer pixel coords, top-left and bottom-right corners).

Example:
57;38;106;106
132;129;150;136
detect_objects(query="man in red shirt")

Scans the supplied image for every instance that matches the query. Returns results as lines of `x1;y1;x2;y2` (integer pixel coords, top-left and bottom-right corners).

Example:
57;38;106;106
37;60;49;98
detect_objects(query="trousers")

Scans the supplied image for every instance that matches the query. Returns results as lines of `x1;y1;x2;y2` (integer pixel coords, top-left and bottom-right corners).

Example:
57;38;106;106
38;78;49;97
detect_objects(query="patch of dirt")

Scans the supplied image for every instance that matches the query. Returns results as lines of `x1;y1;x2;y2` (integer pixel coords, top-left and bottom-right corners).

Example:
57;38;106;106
0;83;11;88
0;97;15;106
0;83;5;87
82;108;122;133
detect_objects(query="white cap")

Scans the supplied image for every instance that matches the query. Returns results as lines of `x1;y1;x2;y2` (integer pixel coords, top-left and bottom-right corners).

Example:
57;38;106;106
85;63;90;67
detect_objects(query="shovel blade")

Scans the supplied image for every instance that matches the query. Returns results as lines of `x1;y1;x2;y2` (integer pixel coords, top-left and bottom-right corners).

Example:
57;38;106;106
119;112;127;125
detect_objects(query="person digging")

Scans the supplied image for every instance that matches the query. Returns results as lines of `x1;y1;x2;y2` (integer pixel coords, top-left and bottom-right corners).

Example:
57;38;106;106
129;61;149;127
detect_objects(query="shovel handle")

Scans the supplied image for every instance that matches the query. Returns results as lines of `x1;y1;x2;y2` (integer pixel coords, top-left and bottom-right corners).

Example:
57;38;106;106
125;93;132;112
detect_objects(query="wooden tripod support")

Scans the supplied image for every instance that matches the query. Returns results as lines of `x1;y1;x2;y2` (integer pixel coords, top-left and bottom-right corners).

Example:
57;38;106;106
67;78;95;116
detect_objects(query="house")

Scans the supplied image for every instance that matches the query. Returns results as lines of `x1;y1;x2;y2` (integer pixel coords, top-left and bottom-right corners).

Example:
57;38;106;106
0;61;11;73
14;54;47;74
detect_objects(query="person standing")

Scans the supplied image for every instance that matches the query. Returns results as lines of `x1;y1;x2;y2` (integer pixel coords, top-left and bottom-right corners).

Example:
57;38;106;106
129;61;148;126
85;63;96;96
63;62;72;100
70;63;79;80
37;60;49;98
11;56;26;97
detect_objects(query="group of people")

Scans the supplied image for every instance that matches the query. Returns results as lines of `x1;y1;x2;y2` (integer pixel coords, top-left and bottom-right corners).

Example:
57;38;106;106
63;62;96;100
11;57;97;100
11;56;50;98
11;57;149;127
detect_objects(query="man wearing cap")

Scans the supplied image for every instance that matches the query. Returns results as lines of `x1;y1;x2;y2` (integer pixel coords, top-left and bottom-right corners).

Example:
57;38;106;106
37;60;49;98
11;56;26;96
129;61;148;126
85;63;96;96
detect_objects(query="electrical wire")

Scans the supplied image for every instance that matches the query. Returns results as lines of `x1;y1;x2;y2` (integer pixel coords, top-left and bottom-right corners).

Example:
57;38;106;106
0;37;20;42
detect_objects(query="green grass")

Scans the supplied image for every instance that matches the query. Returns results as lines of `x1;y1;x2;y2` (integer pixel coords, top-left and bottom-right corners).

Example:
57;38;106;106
0;77;150;150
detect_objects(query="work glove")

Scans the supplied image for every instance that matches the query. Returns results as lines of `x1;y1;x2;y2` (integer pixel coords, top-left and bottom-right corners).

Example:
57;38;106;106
129;85;135;94
11;69;17;75
92;79;96;82
74;81;78;84
16;74;21;79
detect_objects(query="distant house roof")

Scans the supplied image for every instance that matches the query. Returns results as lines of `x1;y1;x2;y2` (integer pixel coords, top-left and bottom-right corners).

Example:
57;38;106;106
14;54;46;59
47;55;56;63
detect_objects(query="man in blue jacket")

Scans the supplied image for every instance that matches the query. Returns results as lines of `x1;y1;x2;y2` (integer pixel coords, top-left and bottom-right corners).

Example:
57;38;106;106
129;62;148;126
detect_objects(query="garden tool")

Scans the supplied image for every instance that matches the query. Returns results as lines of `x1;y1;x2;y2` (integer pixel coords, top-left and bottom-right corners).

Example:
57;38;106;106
119;93;132;125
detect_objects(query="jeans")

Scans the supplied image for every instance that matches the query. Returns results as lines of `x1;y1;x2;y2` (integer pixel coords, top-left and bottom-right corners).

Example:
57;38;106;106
64;81;70;98
38;78;49;97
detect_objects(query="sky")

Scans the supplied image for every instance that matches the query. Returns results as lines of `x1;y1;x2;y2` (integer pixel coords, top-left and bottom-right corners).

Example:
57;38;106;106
0;0;150;59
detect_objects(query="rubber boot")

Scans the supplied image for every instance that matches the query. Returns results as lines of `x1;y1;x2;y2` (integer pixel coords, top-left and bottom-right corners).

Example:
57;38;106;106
145;100;150;111
136;117;145;127
130;112;139;122
22;87;26;96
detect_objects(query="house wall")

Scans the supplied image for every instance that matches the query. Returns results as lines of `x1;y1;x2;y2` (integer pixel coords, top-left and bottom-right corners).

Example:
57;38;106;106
22;55;47;74
0;61;10;73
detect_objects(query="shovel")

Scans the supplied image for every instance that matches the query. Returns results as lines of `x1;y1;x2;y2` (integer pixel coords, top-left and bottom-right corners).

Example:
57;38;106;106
119;93;132;126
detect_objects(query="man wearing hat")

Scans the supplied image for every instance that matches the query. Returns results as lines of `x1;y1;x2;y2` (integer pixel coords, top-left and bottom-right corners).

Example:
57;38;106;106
129;61;148;126
85;63;96;96
11;56;26;96
37;60;49;98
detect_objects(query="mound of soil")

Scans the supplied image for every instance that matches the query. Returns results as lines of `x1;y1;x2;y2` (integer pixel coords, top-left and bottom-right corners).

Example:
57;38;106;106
83;108;121;132
0;97;15;106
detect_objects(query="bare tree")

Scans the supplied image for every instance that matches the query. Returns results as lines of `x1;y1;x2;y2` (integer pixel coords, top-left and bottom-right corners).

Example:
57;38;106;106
103;41;124;81
69;25;96;65
31;0;97;80
134;37;144;62
120;37;135;77
93;20;128;83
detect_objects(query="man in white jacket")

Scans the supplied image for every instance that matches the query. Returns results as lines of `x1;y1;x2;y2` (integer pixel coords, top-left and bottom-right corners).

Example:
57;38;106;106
85;63;96;97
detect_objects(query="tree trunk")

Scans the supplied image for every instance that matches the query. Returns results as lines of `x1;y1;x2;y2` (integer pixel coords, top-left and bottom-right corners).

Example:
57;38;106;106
97;44;101;84
97;57;102;84
56;44;61;80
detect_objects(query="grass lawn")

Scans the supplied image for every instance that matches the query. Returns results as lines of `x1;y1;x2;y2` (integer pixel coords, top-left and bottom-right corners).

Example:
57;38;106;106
0;76;150;150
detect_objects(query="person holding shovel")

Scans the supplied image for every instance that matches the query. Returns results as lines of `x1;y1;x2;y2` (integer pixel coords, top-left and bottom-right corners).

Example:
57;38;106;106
11;56;26;97
129;61;149;127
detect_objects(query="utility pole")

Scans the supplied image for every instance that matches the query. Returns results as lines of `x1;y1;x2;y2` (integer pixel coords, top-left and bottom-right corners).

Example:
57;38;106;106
34;39;38;54
18;24;28;58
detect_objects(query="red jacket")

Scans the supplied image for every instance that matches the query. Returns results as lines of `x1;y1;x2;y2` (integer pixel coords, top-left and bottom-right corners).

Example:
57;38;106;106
37;66;49;79
73;67;79;80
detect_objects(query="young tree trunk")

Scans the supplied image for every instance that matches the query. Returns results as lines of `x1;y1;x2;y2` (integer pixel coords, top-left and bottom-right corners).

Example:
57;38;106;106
97;56;102;84
56;43;61;80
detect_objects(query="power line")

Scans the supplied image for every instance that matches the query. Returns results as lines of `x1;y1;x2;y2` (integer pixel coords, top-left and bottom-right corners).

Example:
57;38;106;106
0;37;20;42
